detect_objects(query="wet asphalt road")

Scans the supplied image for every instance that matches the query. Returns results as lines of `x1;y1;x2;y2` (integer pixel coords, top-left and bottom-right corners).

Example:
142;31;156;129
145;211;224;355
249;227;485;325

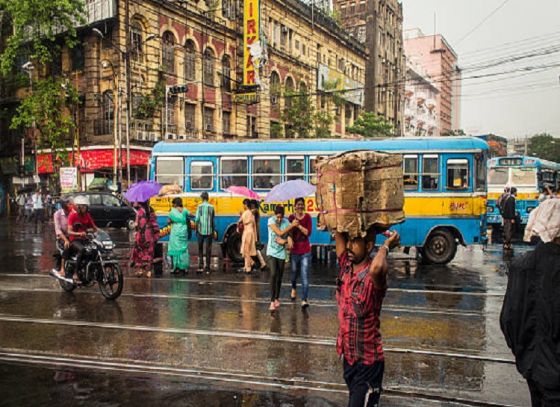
0;218;531;406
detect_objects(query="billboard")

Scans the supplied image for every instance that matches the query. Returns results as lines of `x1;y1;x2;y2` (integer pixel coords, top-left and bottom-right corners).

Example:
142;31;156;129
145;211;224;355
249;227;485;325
59;167;78;193
243;0;260;87
317;64;364;106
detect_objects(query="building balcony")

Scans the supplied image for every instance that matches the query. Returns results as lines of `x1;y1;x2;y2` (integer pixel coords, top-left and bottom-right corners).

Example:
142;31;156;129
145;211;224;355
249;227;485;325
84;0;117;25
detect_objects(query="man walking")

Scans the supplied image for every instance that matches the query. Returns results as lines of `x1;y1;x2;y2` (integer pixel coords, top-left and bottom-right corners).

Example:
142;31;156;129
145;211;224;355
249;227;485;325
501;199;560;406
195;192;215;274
333;228;400;406
16;192;26;221
502;187;517;250
31;189;44;231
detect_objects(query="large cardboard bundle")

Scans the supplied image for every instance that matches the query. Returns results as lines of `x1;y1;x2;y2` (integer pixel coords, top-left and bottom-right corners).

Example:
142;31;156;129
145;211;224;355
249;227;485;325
316;150;405;237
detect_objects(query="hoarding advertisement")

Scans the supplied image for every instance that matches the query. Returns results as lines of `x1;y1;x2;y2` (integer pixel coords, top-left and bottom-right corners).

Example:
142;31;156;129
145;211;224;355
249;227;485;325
59;167;78;193
243;0;260;87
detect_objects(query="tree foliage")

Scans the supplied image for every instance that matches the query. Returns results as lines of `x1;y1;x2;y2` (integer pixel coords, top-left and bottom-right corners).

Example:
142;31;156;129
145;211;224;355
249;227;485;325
134;79;166;120
282;91;315;138
0;0;85;75
528;133;560;162
346;112;394;137
441;129;467;137
10;77;79;156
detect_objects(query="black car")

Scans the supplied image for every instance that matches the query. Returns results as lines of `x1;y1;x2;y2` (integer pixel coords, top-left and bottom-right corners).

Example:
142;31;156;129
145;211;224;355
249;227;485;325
65;192;136;229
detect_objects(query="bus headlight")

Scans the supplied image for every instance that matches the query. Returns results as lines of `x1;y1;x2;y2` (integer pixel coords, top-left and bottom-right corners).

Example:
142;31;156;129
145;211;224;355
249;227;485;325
486;206;494;213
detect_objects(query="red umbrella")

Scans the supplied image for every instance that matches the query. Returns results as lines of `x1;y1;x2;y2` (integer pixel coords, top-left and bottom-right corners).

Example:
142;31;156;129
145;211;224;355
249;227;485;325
225;186;260;200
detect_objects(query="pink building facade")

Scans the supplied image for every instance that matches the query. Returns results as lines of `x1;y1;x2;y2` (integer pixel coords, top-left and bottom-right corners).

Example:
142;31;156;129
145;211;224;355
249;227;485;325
404;30;461;136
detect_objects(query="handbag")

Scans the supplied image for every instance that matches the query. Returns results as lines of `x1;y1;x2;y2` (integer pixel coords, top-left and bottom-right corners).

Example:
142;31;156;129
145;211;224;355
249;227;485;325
237;221;244;234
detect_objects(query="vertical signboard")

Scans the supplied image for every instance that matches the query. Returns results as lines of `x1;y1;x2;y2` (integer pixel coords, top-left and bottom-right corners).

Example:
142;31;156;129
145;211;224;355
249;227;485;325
59;167;78;193
243;0;260;87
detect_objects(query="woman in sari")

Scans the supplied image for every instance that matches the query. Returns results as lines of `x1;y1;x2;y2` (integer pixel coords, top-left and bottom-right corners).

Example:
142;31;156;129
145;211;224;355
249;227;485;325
239;198;257;273
168;197;190;274
130;201;161;278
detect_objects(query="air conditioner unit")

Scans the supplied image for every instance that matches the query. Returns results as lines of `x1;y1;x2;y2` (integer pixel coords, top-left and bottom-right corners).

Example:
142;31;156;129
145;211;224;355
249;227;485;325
178;134;186;140
149;132;159;141
136;130;148;141
166;133;176;140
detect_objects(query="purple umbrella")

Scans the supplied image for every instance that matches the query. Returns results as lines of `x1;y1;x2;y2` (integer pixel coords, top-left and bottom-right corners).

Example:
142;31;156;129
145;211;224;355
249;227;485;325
264;180;316;203
226;186;260;200
124;181;162;203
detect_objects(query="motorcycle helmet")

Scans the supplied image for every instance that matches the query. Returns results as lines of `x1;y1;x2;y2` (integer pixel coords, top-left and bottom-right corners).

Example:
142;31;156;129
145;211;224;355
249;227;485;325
73;195;90;206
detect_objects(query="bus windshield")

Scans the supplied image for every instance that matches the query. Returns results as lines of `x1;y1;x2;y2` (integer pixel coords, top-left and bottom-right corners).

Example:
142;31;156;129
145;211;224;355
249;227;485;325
512;168;537;187
488;168;508;185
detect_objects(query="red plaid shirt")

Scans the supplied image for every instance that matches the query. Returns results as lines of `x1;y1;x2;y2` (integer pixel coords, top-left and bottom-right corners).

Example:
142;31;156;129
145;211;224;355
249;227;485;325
336;251;386;366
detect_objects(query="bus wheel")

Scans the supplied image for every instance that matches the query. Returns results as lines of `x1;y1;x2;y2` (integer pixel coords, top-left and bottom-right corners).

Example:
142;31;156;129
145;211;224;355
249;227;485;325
224;228;243;263
422;229;457;265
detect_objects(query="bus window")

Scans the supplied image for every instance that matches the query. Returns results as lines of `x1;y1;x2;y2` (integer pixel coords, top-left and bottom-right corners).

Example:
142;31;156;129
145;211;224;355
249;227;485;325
488;168;508;186
422;155;439;191
512;167;537;187
403;155;419;191
156;158;184;187
190;161;214;190
447;159;469;190
309;156;318;184
286;156;305;181
221;157;248;189
475;155;487;192
253;157;281;190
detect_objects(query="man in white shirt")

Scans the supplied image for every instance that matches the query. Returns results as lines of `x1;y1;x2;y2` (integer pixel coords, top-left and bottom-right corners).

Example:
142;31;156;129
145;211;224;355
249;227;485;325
31;189;44;229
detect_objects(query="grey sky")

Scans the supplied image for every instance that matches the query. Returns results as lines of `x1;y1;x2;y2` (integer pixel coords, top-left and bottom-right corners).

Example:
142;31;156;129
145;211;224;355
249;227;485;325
401;0;560;138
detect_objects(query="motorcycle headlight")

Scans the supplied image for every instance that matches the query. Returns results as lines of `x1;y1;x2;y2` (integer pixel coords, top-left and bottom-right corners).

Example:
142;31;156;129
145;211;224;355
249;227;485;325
102;241;114;250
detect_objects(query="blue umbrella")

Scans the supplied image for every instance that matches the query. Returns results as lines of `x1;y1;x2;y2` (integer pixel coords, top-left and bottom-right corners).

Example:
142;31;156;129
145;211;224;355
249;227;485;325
124;181;162;203
265;180;316;203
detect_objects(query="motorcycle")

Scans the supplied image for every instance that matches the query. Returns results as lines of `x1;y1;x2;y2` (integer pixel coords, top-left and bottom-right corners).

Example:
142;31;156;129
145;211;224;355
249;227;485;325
55;230;123;300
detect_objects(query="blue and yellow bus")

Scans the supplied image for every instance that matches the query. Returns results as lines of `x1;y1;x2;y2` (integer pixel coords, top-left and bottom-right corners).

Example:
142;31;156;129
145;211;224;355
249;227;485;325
487;156;560;226
149;137;489;265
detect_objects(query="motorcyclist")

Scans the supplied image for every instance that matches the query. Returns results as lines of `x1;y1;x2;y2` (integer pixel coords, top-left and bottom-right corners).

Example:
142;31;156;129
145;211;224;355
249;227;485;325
68;195;98;281
49;197;74;282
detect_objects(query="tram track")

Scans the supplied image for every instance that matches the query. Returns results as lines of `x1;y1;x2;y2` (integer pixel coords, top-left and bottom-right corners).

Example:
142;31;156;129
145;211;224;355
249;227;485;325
0;314;514;364
0;349;520;407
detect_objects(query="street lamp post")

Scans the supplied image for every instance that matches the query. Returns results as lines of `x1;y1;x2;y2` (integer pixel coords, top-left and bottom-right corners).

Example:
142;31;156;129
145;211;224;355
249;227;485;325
101;59;120;186
93;28;157;187
22;62;37;179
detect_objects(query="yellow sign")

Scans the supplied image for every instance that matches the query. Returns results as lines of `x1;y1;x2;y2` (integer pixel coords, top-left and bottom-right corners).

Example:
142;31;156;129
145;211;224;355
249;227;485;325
243;0;259;86
232;92;259;104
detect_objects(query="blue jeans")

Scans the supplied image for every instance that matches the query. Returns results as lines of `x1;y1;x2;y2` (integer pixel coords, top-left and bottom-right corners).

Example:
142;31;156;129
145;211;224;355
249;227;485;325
290;252;311;301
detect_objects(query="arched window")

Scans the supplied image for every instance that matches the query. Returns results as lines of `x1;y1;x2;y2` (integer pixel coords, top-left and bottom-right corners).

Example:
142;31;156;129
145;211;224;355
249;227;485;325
102;91;114;135
221;54;231;91
130;21;143;61
285;76;295;109
184;40;196;81
162;31;175;73
270;71;280;106
203;48;215;86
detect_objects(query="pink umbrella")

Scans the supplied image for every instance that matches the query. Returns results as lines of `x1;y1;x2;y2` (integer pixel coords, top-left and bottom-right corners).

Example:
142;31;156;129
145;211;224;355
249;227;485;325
226;186;260;200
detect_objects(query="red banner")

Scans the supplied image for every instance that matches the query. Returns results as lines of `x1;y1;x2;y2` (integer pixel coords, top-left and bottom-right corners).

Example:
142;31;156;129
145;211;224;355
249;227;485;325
37;148;150;174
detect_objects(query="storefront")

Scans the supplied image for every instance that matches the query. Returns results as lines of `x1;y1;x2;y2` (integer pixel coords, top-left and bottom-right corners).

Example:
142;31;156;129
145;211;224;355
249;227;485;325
37;145;152;192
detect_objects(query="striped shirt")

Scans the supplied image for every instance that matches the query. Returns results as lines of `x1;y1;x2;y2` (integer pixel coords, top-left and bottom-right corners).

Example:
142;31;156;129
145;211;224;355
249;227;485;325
195;201;215;236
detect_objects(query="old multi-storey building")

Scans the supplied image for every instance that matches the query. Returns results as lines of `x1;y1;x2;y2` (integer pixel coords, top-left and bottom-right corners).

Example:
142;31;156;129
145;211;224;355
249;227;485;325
0;0;367;191
404;29;462;136
404;57;439;137
332;0;405;134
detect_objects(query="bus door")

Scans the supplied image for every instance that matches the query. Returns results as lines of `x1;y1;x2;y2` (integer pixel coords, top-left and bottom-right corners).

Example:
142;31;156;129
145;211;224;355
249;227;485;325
185;156;218;193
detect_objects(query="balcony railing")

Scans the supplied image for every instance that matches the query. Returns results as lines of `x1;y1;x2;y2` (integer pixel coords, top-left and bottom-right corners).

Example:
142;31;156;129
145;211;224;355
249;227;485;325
85;0;117;25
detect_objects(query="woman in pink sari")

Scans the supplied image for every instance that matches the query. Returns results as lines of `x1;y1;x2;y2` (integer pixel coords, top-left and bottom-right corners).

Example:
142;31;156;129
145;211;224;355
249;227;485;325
130;202;161;278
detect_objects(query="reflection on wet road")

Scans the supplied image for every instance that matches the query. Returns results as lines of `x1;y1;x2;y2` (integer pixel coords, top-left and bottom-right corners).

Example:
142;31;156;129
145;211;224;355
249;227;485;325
0;219;530;406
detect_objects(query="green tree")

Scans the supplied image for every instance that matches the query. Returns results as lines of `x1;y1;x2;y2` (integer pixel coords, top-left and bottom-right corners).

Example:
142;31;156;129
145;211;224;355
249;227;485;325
442;129;467;137
346;112;394;137
0;0;85;75
528;133;560;162
10;77;80;167
282;91;315;138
